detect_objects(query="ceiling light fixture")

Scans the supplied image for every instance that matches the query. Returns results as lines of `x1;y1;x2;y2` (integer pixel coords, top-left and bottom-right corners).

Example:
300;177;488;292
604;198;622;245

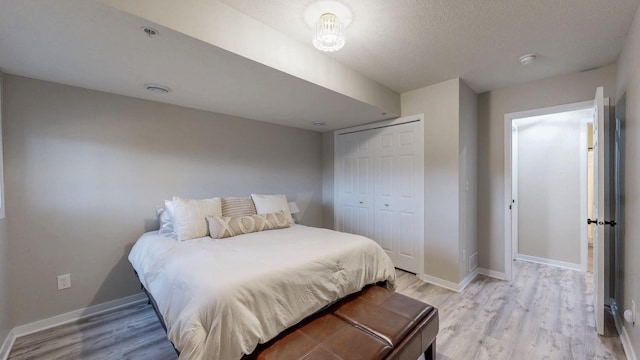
144;83;170;93
519;53;537;65
305;1;352;53
313;13;345;52
312;121;326;126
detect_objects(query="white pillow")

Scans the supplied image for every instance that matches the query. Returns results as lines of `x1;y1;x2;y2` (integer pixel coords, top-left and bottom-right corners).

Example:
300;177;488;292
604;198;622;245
155;206;175;236
250;194;294;224
172;196;222;241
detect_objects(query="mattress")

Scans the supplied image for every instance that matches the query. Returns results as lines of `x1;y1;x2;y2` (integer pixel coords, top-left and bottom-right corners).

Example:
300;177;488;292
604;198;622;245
128;224;396;360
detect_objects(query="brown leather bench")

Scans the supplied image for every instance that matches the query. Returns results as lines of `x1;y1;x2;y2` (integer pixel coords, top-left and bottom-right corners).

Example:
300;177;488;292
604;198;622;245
246;285;439;360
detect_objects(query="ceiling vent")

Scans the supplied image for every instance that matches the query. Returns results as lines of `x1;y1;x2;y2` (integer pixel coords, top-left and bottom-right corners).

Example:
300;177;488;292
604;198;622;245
519;53;537;65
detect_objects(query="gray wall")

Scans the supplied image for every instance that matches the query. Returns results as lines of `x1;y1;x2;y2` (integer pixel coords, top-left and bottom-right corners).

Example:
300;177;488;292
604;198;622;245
0;73;10;346
3;75;323;326
615;1;640;352
459;80;478;279
0;219;9;347
401;78;461;283
321;131;334;229
517;117;583;265
477;64;617;274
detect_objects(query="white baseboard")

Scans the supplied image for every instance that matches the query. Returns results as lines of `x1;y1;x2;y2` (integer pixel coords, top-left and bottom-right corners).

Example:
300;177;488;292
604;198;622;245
0;329;15;360
477;267;509;281
612;302;638;360
418;268;479;292
459;268;479;291
0;292;147;360
516;253;581;271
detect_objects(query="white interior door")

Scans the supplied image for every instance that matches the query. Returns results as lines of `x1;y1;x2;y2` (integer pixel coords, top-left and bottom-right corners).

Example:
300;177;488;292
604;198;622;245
336;131;374;238
511;124;519;260
373;122;422;273
591;86;605;335
335;116;424;274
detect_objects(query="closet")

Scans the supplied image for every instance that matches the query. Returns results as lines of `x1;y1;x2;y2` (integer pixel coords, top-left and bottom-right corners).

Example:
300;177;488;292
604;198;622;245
334;116;424;273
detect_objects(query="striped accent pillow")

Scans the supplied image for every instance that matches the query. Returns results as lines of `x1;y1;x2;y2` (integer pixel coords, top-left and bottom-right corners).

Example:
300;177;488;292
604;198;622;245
207;211;290;239
221;197;257;217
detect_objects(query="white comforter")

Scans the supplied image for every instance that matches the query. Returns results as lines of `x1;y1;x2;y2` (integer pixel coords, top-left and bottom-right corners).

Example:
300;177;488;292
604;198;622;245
128;225;396;360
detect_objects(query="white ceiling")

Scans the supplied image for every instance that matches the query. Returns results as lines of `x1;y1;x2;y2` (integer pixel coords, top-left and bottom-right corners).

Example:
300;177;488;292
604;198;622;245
0;0;638;131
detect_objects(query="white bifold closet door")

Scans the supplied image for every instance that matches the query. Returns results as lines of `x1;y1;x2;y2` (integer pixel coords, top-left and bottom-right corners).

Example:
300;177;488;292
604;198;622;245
336;130;375;240
336;117;424;273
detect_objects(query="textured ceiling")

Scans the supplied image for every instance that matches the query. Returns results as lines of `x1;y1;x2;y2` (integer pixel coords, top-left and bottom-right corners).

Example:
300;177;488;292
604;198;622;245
0;0;638;132
220;0;639;93
0;0;394;131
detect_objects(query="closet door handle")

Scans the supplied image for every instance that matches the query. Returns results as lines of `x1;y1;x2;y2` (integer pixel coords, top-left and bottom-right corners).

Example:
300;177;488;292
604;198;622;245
587;218;597;225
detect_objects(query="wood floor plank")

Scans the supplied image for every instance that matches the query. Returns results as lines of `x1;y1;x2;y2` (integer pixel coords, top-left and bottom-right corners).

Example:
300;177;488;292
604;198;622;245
8;261;627;359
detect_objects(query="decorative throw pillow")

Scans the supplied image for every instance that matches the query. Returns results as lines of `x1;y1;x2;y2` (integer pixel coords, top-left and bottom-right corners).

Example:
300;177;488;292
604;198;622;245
221;197;257;217
172;196;222;241
155;206;175;235
207;211;290;239
250;194;294;224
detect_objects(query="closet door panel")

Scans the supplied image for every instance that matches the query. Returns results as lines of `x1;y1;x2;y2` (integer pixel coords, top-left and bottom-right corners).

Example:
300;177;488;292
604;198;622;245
336;117;423;274
354;133;374;238
336;133;356;233
376;207;394;253
397;211;416;260
336;131;374;238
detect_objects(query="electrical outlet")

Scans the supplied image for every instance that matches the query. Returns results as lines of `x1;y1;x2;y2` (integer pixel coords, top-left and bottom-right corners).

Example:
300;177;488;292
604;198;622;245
57;274;71;290
462;249;466;261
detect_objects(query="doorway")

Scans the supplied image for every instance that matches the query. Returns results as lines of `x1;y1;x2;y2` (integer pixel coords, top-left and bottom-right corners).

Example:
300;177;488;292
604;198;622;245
503;100;594;281
509;107;593;272
504;88;613;335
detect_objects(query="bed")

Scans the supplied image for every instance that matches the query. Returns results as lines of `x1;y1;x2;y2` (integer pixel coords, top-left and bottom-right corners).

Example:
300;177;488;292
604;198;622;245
129;224;396;360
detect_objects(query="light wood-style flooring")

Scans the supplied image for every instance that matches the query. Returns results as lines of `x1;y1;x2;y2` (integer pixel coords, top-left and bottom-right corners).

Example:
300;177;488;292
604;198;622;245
9;261;626;359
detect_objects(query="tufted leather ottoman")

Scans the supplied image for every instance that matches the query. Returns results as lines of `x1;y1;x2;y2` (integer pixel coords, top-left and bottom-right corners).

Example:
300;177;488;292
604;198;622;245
247;286;438;360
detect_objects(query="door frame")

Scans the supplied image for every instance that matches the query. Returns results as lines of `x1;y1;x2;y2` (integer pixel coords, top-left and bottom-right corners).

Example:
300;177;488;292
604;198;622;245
503;100;593;281
334;114;425;275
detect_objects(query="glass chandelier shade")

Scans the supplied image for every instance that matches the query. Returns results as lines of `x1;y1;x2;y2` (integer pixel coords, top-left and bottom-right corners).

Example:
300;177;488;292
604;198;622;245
312;13;345;52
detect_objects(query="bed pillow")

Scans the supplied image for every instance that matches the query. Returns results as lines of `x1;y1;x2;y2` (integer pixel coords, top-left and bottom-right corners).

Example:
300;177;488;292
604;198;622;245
173;196;222;241
250;194;294;224
207;211;290;239
155;206;175;235
221;197;257;217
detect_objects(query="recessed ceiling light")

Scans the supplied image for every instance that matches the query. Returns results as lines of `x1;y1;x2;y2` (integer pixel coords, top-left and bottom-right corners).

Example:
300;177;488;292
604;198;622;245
144;83;170;93
312;121;326;126
519;53;537;65
141;26;159;37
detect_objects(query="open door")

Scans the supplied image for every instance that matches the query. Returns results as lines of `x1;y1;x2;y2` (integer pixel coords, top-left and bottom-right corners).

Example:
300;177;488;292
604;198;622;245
590;86;605;335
